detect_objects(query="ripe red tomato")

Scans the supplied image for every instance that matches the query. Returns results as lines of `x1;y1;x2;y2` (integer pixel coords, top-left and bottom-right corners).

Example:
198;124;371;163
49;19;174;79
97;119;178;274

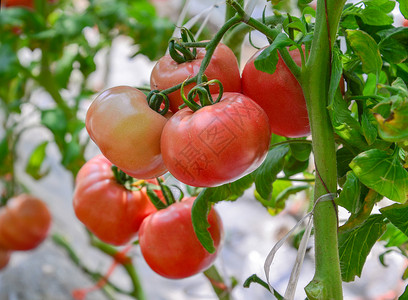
403;19;408;27
150;42;241;113
0;249;11;270
86;86;168;179
139;197;223;279
161;92;270;187
2;0;34;8
73;154;159;246
0;194;52;251
242;47;310;138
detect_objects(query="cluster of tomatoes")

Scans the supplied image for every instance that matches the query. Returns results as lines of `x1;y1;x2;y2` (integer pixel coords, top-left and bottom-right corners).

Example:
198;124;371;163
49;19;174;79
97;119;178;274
0;194;52;270
74;41;309;278
73;155;223;279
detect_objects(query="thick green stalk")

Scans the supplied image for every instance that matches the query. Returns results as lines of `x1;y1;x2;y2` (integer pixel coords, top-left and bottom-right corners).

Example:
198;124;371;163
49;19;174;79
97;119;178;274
301;0;345;299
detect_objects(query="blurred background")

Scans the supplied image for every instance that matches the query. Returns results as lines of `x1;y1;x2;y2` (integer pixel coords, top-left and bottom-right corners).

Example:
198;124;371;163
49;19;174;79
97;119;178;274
0;0;407;299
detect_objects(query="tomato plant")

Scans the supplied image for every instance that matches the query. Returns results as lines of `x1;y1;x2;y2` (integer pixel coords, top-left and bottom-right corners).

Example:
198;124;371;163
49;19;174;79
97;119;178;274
150;42;241;113
73;154;159;246
0;194;51;251
0;249;11;270
139;197;223;279
161;92;270;187
242;47;310;138
86;86;168;179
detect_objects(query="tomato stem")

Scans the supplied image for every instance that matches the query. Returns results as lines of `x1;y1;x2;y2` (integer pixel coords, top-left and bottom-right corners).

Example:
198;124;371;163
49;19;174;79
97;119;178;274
203;265;232;300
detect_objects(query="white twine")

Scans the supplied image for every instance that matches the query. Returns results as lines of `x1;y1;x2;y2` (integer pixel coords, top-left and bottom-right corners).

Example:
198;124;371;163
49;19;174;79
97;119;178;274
264;193;337;300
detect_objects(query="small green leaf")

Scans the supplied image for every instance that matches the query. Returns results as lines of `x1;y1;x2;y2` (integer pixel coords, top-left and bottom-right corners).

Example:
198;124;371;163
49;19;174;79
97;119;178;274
336;147;356;179
55;49;78;89
289;142;312;162
339;214;386;282
397;0;408;19
380;203;408;237
379;223;408;248
0;136;9;167
350;149;408;203
361;6;394;26
192;175;254;253
255;180;291;214
361;109;378;145
338;171;363;214
283;154;309;177
252;145;289;199
41;108;67;146
25;141;50;180
328;46;343;107
346;30;382;75
254;33;295;75
378;27;408;64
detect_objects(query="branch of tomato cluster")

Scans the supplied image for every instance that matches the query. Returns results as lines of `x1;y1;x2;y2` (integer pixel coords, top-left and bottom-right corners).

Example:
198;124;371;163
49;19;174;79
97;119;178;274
226;0;301;80
52;233;129;298
203;265;234;300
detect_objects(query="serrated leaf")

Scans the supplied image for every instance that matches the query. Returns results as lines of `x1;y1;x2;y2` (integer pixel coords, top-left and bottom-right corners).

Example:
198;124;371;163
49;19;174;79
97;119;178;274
339;214;386;282
346;30;382;75
380;203;408;236
252;145;289;199
25;141;50;180
350;149;408;203
254;33;295;75
192;175;254;253
338;171;363;214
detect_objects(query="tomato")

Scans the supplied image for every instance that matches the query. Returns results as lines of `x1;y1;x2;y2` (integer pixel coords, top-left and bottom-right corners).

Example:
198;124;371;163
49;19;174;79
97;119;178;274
0;194;52;251
86;86;168;179
139;197;223;279
73;154;159;246
0;249;11;270
242;47;310;138
150;42;241;113
2;0;34;8
161;92;270;187
403;19;408;27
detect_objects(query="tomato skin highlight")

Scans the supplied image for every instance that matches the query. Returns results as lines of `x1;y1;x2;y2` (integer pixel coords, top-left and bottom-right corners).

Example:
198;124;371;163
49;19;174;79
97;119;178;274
242;48;310;138
139;197;223;279
0;194;52;251
150;43;241;113
73;155;158;246
161;92;270;187
86;86;168;179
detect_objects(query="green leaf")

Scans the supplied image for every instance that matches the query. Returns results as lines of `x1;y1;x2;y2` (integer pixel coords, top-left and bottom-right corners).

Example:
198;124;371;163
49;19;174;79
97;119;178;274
25;141;50;180
328;46;343;107
55;49;78;89
361;6;394;26
283;154;309;177
338;171;363;214
0;44;19;80
374;97;408;143
397;0;408;19
380;203;408;236
346;30;382;75
0;136;9;167
289;142;312;162
336;147;356;179
192;175;254;253
329;93;368;151
339;214;386;282
350;149;408;203
361;109;378;145
255;180;292;214
252;145;289;199
41;108;67;146
378;27;408;64
379;223;408;248
254;33;295;75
